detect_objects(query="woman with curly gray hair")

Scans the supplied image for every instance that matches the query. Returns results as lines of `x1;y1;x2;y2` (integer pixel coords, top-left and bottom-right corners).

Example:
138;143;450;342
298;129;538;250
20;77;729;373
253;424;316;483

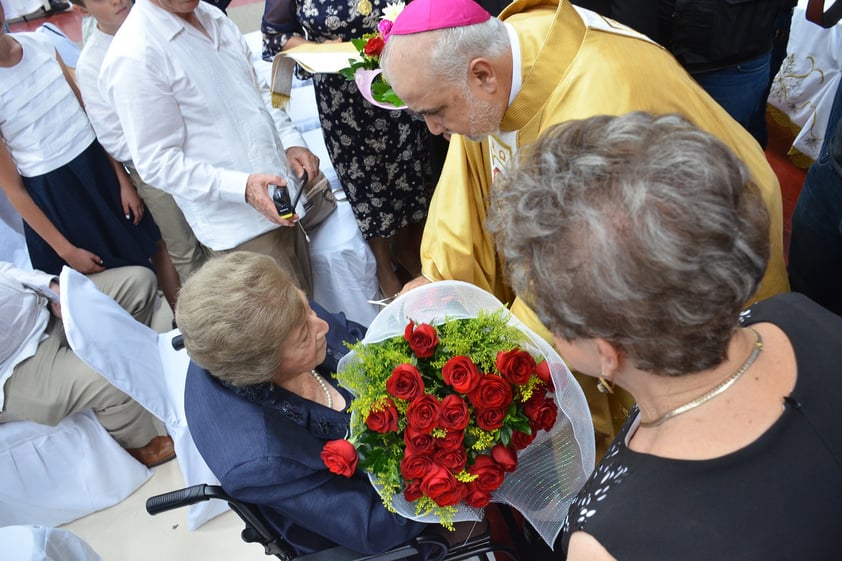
488;112;842;560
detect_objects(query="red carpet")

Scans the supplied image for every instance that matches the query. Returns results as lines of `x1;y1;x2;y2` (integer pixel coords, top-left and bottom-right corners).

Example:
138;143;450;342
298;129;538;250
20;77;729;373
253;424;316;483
765;116;808;260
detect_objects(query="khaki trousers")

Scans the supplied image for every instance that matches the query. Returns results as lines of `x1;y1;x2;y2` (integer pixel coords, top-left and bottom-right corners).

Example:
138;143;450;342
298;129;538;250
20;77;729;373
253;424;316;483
127;165;206;282
0;267;169;449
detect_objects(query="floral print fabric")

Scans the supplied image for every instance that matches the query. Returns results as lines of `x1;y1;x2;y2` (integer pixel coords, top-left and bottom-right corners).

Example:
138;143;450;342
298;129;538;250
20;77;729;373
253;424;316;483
263;0;433;240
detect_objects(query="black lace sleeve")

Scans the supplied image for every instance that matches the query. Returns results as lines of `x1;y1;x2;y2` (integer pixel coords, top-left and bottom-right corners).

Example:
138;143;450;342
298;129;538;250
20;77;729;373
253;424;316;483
261;0;303;60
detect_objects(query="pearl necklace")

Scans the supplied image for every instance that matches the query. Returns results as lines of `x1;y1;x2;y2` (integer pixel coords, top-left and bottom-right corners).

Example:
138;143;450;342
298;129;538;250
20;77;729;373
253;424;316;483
639;328;763;428
311;370;333;410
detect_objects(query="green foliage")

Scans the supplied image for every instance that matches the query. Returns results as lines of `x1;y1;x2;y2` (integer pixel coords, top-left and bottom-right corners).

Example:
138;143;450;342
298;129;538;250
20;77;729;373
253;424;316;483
369;80;404;107
429;309;529;371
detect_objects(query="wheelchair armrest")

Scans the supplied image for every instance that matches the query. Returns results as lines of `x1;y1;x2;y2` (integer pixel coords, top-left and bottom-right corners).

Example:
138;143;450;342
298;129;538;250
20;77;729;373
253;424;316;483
147;485;298;560
145;486;479;561
146;484;230;515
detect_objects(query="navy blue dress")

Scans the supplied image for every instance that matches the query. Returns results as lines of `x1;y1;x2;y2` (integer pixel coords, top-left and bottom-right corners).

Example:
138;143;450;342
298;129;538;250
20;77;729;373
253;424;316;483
184;302;426;555
22;140;160;275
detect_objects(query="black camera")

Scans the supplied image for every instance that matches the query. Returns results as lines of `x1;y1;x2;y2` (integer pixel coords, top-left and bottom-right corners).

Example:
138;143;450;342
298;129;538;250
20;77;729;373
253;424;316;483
270;183;294;219
270;171;308;219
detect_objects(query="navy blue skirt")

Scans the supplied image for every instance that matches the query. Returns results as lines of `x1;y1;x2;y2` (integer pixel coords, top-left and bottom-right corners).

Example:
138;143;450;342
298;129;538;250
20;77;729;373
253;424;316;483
22;141;161;275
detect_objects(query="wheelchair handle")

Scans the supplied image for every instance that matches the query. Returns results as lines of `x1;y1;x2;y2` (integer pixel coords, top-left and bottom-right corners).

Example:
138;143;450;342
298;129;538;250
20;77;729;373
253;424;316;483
146;484;229;515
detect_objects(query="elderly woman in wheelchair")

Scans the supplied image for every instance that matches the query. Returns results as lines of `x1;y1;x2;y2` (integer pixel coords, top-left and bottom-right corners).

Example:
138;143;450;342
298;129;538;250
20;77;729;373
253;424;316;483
176;251;434;556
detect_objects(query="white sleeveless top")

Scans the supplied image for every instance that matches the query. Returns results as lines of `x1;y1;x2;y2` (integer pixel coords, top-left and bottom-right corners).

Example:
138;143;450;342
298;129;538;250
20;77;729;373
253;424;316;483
0;33;95;177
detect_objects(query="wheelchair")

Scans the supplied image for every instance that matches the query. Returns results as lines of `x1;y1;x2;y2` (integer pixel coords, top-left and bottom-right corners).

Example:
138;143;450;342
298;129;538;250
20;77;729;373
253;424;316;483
146;484;522;561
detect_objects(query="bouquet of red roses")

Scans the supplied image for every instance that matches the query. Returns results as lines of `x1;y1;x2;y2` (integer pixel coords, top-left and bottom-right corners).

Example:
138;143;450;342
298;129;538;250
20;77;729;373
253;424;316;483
321;281;595;542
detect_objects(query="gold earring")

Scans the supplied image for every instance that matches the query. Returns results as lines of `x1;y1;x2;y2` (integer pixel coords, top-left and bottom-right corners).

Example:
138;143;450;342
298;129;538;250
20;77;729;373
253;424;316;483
597;373;614;394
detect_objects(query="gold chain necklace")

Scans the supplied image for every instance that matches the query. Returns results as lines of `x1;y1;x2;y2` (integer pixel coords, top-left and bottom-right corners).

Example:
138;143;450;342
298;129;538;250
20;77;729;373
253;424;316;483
311;370;333;409
639;328;763;428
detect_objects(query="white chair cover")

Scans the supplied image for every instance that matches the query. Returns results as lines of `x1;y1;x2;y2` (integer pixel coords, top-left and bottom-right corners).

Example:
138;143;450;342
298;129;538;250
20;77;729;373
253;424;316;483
307;175;379;328
295;92;379;327
60;267;228;530
0;525;103;561
0;410;150;527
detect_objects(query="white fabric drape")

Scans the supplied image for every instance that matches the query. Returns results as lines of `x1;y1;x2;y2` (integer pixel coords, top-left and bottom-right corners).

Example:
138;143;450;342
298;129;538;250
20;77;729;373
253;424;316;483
0;525;103;561
60;267;227;530
0;410;151;526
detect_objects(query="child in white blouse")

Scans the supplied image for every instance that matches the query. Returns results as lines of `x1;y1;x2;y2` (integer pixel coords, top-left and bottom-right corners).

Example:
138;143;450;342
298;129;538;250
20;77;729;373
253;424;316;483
0;2;179;307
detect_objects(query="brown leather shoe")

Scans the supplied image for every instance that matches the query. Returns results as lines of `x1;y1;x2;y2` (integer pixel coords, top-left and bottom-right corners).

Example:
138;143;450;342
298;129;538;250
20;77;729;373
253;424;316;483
127;435;176;467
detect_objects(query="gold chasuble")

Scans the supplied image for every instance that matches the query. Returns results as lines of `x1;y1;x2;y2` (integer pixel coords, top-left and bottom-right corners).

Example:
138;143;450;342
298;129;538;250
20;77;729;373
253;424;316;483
420;0;790;458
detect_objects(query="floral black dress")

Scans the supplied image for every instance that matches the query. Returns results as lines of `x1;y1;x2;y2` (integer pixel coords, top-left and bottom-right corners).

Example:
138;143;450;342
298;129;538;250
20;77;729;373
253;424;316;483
262;0;433;240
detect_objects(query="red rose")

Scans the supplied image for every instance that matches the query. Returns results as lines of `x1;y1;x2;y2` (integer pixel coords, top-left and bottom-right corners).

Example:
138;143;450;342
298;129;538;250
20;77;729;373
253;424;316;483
468;455;505;493
524;395;558;432
468;374;513;410
435;429;464;451
536;400;558;431
464;482;493;508
365;398;399;433
523;391;543;411
495;348;536;385
405;425;436;454
491;443;518;472
404;478;423;502
320;439;358;477
535;359;555;391
404;321;438;358
511;426;537;451
387;364;425;401
475;407;507;431
441;355;481;394
406;394;440;433
400;453;435;480
439;394;470;431
363;36;385;57
420;464;464;507
433;447;467;472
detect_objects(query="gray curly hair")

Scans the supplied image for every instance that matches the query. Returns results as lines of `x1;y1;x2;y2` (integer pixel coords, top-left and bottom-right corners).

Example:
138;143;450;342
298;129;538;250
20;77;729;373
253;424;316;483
487;112;770;376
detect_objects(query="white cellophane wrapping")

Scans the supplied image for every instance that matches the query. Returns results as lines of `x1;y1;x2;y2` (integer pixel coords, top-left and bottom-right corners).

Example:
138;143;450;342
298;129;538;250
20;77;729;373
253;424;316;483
337;281;595;548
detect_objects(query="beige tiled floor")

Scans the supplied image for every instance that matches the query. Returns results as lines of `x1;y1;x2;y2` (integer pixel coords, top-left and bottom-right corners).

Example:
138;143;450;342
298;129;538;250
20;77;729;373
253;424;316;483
63;459;267;561
62;459;266;561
